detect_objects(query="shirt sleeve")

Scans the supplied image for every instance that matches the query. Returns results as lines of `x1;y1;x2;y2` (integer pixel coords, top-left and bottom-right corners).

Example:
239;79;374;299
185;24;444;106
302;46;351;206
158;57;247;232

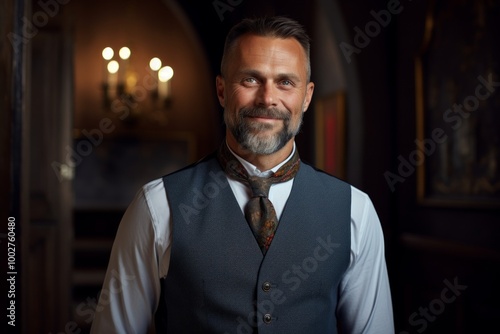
90;179;169;334
336;187;394;334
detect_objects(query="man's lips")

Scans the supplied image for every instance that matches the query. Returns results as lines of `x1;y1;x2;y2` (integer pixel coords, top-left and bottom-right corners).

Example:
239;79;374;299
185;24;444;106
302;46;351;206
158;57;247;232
240;107;290;122
247;115;279;120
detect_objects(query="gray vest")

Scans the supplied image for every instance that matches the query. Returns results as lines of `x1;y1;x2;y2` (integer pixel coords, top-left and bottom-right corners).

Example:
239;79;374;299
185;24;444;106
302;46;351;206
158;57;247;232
155;154;351;333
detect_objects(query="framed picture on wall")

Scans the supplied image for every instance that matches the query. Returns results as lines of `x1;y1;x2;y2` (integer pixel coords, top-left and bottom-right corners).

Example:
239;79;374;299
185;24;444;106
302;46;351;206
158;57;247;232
314;91;346;179
415;0;500;207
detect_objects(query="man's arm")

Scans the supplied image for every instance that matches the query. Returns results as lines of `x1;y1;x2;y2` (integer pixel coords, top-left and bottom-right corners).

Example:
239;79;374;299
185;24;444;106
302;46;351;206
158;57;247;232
90;181;166;333
336;188;394;333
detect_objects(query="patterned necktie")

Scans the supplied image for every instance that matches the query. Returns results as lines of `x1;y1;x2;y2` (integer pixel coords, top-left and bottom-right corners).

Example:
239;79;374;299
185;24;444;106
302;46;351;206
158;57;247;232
217;143;300;254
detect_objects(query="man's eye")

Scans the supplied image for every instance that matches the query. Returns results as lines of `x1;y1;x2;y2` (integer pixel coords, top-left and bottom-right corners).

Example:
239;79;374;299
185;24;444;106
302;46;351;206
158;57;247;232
281;80;293;86
244;78;257;84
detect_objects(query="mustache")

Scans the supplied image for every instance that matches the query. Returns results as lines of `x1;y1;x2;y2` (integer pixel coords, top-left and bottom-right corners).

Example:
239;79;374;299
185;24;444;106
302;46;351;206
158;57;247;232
239;107;291;120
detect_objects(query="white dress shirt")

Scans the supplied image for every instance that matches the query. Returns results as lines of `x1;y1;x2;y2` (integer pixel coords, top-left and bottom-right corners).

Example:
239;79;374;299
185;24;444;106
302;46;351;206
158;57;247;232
90;145;394;334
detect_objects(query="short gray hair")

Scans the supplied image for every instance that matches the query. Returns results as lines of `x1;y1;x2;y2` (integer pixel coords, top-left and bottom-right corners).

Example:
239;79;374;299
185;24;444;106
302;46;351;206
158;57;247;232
220;16;311;81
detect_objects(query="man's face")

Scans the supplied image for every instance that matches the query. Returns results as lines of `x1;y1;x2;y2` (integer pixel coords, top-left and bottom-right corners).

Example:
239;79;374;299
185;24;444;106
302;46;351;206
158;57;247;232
216;34;314;155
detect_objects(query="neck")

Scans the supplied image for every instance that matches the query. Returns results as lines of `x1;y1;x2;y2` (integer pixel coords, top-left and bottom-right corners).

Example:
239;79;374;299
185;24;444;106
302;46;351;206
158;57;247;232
226;135;295;171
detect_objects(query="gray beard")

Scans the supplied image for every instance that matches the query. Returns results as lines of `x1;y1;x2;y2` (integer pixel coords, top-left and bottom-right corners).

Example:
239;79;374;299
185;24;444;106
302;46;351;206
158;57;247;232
225;107;303;155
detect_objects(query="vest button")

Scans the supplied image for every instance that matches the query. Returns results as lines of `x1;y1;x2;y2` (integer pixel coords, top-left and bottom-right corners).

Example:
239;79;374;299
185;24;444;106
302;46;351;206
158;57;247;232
262;281;271;292
263;313;272;324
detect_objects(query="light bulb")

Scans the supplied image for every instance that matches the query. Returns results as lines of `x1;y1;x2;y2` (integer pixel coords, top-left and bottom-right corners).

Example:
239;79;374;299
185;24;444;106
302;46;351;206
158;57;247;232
107;60;119;74
158;66;174;82
102;47;114;60
119;47;131;60
149;57;162;71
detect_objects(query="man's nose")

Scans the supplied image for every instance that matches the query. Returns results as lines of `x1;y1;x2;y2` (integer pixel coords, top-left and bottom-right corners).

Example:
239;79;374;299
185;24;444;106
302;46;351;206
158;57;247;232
256;82;278;107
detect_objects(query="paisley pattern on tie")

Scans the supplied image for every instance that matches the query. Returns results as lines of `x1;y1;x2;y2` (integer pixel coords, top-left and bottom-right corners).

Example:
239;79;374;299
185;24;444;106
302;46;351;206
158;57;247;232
217;143;300;254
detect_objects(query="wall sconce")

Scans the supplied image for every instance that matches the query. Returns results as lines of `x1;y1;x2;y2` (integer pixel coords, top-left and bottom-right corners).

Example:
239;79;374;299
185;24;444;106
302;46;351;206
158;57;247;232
101;46;174;111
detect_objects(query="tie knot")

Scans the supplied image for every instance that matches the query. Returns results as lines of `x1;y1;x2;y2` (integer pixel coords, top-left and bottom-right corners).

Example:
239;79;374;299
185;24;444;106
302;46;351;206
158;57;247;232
217;141;301;195
248;176;272;198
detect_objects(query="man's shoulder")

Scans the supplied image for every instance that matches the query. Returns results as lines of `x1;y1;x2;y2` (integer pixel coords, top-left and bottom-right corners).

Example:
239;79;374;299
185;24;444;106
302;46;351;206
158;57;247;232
164;152;219;178
134;153;219;198
299;161;373;206
300;160;351;187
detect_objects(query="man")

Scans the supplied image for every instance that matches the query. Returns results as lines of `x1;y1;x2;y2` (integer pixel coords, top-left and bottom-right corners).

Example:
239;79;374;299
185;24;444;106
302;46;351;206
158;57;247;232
91;16;394;333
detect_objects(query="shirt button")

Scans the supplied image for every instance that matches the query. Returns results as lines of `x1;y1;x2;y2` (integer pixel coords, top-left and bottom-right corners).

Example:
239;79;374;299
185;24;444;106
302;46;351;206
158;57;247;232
262;281;271;292
263;313;272;324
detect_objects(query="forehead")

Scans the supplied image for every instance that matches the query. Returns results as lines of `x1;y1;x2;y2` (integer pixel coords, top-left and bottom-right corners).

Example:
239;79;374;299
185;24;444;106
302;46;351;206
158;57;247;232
227;34;308;76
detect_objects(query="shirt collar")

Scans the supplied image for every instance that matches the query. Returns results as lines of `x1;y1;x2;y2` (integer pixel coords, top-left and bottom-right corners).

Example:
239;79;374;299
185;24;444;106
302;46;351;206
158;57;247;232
226;141;296;178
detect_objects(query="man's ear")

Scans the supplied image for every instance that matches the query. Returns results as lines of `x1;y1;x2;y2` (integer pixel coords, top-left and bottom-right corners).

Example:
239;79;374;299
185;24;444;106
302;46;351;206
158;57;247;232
216;75;225;108
303;81;315;112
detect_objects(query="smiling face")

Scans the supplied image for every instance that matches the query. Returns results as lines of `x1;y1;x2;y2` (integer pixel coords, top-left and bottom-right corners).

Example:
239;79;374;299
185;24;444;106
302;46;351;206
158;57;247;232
216;34;314;158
